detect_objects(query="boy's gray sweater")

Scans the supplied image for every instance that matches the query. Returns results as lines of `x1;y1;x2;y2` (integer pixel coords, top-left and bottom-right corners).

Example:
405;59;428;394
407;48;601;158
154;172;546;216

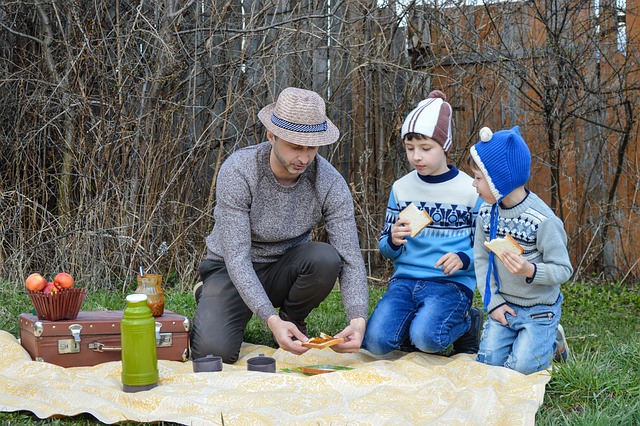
474;191;573;312
205;142;369;323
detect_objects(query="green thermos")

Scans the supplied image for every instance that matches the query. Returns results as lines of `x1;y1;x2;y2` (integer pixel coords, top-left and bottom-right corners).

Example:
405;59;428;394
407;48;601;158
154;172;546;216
121;294;158;392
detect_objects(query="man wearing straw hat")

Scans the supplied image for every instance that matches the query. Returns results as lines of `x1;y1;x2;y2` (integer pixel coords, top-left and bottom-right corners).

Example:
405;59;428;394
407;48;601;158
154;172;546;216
190;87;369;364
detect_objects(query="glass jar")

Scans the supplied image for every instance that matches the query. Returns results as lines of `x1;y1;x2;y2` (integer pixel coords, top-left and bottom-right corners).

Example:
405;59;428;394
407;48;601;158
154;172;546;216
134;273;165;317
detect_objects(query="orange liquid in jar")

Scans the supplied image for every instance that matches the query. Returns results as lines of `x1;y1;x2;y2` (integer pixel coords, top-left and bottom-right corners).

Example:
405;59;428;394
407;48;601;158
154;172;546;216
147;300;164;317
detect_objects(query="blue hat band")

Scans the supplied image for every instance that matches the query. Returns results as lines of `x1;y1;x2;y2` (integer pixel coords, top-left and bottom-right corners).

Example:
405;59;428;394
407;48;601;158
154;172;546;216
271;114;328;133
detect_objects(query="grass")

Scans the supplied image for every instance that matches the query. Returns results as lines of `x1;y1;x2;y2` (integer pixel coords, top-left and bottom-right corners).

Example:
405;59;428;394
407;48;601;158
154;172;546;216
0;280;638;425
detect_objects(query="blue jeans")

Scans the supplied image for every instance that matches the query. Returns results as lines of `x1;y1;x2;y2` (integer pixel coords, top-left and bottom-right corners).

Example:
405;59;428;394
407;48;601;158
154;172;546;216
363;278;472;355
476;294;563;375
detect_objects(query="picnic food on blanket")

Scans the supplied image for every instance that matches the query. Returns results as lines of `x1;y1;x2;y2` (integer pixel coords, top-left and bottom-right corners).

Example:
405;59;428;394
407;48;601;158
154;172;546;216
484;234;524;262
295;365;355;375
25;273;48;292
398;202;433;237
300;332;345;349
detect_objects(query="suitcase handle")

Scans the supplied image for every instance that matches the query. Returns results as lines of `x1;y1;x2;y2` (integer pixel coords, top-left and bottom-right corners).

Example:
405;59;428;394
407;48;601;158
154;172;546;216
88;342;121;352
87;322;167;353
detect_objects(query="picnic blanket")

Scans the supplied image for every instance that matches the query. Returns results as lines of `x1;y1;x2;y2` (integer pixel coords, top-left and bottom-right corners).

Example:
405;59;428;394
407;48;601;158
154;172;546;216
0;330;550;424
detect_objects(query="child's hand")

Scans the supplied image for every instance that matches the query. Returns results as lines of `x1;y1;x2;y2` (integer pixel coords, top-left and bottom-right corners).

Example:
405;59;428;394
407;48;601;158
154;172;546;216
435;252;463;275
490;304;516;326
501;251;536;278
391;219;412;246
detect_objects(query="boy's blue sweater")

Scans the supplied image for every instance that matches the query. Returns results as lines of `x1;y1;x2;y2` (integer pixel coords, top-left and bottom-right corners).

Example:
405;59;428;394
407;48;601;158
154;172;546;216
379;166;481;294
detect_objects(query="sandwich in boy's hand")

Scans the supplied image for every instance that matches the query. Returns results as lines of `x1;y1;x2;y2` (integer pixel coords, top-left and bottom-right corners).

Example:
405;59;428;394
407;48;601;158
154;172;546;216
484;234;524;262
398;203;433;237
300;332;345;349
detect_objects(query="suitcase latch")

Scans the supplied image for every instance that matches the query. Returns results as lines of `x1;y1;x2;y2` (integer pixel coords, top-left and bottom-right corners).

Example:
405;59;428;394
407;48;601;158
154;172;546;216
69;324;83;342
56;324;83;354
155;322;173;347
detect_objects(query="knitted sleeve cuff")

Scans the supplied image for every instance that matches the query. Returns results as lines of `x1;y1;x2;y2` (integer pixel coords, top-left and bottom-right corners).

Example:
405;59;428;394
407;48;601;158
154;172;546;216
457;252;471;270
526;263;538;283
387;234;402;252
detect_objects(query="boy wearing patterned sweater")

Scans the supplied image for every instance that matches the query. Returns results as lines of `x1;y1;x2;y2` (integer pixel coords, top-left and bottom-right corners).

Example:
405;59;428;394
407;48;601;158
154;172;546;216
363;91;483;356
470;126;573;374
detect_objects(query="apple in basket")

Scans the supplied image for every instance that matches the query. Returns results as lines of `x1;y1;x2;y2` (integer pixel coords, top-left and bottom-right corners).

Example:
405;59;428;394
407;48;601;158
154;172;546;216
53;272;74;289
25;273;48;292
42;281;59;293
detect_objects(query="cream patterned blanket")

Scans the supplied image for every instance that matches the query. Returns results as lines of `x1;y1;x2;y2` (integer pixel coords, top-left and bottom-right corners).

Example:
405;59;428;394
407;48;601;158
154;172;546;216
0;331;549;424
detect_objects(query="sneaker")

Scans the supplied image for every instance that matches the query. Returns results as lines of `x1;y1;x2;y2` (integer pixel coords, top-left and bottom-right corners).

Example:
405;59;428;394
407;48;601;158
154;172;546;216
452;307;482;355
193;281;203;304
554;324;569;362
278;309;308;337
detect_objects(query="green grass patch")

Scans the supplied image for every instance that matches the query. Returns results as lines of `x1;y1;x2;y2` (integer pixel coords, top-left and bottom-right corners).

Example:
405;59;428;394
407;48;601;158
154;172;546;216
0;281;638;425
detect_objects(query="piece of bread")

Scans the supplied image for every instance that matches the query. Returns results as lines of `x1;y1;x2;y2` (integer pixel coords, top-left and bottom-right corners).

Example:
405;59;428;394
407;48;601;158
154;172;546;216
484;234;524;262
398;203;433;237
301;332;345;349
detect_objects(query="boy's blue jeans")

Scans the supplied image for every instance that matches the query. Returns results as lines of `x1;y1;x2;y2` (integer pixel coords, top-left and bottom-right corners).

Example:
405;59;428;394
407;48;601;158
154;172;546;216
476;294;563;375
363;278;472;355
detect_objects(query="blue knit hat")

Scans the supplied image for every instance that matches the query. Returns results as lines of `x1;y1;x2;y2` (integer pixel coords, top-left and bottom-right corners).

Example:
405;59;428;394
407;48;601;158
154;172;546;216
470;125;531;311
470;126;531;202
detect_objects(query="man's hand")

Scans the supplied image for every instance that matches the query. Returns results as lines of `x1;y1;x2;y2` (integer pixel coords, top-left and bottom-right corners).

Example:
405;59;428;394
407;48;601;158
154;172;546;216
490;304;516;326
500;251;535;278
266;314;309;355
391;219;412;246
331;317;366;353
435;252;463;275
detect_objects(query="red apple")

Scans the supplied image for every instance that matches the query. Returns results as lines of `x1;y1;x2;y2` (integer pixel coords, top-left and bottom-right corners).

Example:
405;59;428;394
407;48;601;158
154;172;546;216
43;281;58;294
53;272;74;289
25;273;47;292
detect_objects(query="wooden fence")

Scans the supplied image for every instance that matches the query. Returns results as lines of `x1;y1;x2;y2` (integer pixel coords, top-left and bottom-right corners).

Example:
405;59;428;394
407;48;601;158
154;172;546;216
0;0;638;288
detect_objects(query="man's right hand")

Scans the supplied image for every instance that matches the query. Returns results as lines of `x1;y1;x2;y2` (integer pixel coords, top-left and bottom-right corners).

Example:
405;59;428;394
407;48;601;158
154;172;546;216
266;314;310;355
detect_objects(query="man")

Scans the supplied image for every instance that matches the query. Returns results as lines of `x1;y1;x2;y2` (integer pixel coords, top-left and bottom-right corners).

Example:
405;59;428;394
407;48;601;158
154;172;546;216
190;87;369;363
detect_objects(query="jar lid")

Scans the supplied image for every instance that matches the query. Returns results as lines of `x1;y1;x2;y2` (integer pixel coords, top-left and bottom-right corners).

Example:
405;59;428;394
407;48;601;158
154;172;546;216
126;294;148;303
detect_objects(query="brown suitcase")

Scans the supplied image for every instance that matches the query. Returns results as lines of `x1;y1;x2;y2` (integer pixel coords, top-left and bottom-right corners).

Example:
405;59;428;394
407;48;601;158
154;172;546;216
19;310;190;367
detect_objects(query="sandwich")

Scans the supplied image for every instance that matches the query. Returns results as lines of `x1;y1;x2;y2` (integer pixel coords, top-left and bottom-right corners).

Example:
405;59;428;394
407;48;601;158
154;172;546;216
398;203;433;237
300;332;345;349
484;234;524;262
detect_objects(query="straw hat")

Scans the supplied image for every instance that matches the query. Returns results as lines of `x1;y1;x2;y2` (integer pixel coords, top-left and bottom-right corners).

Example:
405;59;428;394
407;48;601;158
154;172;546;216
258;87;340;146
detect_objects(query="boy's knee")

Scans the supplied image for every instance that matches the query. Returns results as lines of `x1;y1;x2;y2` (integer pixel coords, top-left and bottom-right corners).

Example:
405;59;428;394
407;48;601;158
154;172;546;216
413;336;449;354
362;337;391;355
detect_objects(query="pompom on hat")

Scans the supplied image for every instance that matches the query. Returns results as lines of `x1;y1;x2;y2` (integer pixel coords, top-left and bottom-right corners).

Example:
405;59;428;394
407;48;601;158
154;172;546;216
258;87;340;146
470;125;532;311
470;125;531;202
401;90;453;151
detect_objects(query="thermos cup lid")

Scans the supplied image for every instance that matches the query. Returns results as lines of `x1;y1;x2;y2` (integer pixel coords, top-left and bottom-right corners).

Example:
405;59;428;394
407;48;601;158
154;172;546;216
126;294;148;303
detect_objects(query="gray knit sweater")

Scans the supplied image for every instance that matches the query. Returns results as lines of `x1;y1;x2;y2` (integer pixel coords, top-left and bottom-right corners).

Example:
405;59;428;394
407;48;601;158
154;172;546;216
205;141;369;323
474;191;573;312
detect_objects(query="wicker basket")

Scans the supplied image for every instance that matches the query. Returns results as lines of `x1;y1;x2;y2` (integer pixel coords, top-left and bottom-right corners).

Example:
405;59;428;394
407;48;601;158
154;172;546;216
28;288;87;321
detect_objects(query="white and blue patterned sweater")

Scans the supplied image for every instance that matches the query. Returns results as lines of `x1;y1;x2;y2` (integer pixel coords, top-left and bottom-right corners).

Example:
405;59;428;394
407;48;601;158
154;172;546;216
474;190;573;312
378;166;481;295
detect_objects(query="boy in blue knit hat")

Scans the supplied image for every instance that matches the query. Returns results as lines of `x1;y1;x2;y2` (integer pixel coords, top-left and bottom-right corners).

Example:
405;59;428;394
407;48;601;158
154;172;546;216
470;126;573;374
363;90;483;356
